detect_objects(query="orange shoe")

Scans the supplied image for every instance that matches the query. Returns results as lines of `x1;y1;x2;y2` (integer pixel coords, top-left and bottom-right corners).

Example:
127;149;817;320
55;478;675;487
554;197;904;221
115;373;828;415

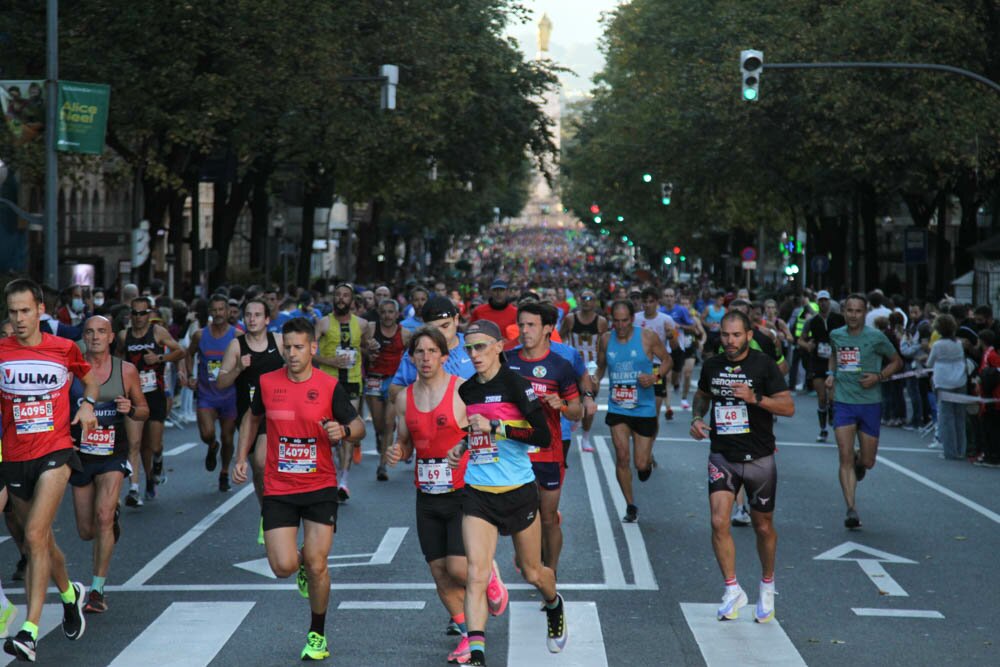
352;442;362;465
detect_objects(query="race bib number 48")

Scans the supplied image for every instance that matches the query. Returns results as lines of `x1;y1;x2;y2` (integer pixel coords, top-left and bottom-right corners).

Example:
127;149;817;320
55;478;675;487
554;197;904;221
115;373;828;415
277;436;318;473
13;397;55;435
838;347;861;372
714;403;750;435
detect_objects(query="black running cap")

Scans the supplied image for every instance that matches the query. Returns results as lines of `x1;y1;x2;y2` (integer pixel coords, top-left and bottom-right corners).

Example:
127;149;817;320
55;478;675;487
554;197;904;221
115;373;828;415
464;320;503;341
422;296;458;321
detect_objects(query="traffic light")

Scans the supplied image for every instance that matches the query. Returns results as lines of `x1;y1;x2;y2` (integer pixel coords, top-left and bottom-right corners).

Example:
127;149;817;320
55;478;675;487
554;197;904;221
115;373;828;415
740;50;763;102
661;182;673;206
642;173;653;183
594;215;602;224
616;215;624;222
673;246;681;255
590;203;600;214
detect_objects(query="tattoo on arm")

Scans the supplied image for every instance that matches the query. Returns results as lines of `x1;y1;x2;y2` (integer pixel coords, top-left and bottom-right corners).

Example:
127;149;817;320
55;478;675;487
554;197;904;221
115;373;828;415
692;391;710;419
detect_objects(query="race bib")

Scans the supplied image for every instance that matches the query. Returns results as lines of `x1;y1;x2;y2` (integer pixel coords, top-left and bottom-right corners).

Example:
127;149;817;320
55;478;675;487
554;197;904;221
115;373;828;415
140;369;158;393
611;384;637;409
817;342;832;359
207;360;222;382
277;436;318;473
364;375;384;397
838;346;861;372
714;403;750;435
417;458;453;493
248;386;256;404
13;396;55;435
468;431;499;466
80;426;115;456
337;348;357;367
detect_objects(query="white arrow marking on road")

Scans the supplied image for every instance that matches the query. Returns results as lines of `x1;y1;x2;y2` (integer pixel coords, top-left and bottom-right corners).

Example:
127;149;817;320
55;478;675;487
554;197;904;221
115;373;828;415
852;608;944;619
338;600;425;610
163;442;199;457
234;527;408;578
814;541;916;597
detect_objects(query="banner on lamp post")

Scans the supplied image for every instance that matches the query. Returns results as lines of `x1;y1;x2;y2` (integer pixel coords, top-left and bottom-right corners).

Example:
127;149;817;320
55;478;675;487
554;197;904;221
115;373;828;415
56;81;110;154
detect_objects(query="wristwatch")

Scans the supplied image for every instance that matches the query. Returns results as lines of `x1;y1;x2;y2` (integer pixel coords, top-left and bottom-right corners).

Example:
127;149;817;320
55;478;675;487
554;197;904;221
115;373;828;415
83;396;97;406
489;419;501;436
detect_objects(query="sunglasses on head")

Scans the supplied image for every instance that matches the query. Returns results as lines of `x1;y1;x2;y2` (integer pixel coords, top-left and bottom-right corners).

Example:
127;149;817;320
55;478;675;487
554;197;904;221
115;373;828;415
463;342;493;353
581;295;595;301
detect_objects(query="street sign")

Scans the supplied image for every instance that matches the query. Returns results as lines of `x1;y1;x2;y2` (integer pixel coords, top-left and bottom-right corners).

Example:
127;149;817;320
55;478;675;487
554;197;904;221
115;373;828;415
811;255;830;274
741;260;757;270
904;228;928;264
741;246;757;262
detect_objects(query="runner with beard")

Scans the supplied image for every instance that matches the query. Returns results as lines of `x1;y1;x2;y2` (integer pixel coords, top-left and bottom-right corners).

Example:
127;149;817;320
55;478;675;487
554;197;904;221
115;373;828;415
364;299;408;482
690;311;794;623
558;288;607;453
315;283;371;501
470;280;518;347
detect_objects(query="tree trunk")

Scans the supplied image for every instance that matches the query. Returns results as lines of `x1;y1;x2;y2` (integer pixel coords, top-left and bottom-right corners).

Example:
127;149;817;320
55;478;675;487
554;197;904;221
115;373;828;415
298;182;318;289
955;171;982;278
249;161;273;276
354;199;380;284
859;182;879;292
936;195;949;299
209;170;254;289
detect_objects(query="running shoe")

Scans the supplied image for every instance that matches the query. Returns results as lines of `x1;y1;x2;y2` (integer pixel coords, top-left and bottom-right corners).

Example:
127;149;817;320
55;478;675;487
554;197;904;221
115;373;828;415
623;504;638;523
144;480;157;502
755;586;775;623
219;473;231;493
845;508;861;529
853;452;866;482
579;437;594;453
816;430;828;443
664;408;674;421
467;653;486;667
125;488;143;507
0;598;18;636
300;631;329;661
153;454;166;484
3;630;35;662
376;464;389;481
62;581;86;640
352;442;362;465
448;635;471;664
205;441;219;472
717;585;748;620
731;504;751;527
11;555;25;582
297;562;309;599
545;594;568;653
973;459;1000;468
84;590;107;614
681;399;691;410
446;619;462;636
113;503;121;544
337;485;350;503
486;560;508;616
257;517;265;546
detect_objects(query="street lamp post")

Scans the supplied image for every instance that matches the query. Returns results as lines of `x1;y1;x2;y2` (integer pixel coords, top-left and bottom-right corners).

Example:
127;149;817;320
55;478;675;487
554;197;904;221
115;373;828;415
45;0;58;286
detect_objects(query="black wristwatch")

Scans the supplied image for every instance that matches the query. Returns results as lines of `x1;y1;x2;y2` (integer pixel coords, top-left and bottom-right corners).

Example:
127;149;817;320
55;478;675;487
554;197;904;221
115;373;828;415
583;391;595;399
489;419;500;436
343;425;352;439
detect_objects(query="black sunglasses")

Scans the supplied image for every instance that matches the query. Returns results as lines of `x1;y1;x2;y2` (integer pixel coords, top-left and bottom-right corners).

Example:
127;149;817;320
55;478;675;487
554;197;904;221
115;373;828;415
131;309;150;316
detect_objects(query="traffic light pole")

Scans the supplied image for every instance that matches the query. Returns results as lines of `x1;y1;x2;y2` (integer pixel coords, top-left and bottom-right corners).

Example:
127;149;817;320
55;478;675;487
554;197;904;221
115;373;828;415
44;0;58;287
763;62;1000;95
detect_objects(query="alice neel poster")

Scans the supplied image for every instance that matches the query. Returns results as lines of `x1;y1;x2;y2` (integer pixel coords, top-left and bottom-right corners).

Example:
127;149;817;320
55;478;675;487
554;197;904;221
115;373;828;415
0;80;110;154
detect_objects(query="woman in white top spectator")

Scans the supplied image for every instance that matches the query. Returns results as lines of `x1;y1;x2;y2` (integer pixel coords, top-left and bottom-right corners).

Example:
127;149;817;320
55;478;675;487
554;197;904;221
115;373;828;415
926;314;967;460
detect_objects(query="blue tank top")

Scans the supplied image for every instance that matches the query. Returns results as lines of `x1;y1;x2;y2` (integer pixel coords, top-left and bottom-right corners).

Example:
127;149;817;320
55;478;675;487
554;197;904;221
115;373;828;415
197;325;237;401
705;304;726;330
606;327;655;417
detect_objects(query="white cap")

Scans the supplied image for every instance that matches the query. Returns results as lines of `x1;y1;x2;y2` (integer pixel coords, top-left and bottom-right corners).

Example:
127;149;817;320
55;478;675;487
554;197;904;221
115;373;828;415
817;290;831;300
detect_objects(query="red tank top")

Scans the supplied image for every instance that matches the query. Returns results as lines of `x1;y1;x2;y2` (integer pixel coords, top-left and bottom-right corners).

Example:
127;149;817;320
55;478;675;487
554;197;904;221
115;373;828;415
405;375;468;492
259;369;340;496
368;324;405;376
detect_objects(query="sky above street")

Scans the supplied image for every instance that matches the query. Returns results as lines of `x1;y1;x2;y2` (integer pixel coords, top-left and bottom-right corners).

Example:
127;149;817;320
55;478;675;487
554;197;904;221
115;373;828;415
505;0;622;98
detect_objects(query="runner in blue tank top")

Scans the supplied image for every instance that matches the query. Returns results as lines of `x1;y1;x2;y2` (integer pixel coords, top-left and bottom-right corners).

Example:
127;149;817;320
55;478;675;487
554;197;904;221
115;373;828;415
597;299;672;523
183;295;239;492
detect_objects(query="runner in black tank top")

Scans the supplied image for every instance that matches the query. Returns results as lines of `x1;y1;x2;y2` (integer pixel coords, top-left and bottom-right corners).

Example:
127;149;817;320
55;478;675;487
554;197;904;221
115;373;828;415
236;331;284;431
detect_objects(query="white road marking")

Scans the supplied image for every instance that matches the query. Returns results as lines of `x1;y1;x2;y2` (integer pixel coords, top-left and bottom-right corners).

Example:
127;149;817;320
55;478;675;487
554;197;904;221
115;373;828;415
851;608;944;619
108;601;254;667
122;485;255;588
655;436;934;454
85;582;648;594
0;605;61;665
578;436;626;588
337;600;425;610
507;601;608;667
814;541;916;597
163;442;199;457
680;602;807;667
592;436;657;590
879;455;1000;525
234;527;409;578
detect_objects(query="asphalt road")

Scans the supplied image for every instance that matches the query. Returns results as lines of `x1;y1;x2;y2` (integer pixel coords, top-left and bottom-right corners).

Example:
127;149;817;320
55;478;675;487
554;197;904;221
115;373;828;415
3;385;999;666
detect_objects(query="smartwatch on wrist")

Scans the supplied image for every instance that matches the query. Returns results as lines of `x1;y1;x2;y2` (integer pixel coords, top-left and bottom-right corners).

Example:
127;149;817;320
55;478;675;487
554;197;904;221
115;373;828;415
489;419;500;437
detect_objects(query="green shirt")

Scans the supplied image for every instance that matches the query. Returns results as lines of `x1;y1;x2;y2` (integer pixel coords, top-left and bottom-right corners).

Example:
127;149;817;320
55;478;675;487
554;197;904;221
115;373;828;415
829;325;896;404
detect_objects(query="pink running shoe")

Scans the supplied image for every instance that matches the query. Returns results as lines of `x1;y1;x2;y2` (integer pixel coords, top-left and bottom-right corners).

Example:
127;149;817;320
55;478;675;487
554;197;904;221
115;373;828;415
447;636;471;664
487;560;508;616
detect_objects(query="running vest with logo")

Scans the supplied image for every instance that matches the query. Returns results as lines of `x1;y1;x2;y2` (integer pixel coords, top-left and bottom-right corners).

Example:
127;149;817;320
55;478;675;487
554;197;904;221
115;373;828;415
606;327;655;417
319;314;362;385
197;325;237;401
368;324;404;377
570;313;600;363
71;357;128;460
125;326;165;393
236;331;284;420
405;375;468;493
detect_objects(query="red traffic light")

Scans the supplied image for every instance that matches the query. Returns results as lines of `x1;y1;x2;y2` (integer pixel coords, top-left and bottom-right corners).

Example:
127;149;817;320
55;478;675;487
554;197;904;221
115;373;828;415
590;204;600;215
673;246;681;254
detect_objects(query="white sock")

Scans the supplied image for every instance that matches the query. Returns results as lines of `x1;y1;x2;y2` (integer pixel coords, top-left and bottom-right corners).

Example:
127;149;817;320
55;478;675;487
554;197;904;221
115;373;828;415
339;468;350;487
